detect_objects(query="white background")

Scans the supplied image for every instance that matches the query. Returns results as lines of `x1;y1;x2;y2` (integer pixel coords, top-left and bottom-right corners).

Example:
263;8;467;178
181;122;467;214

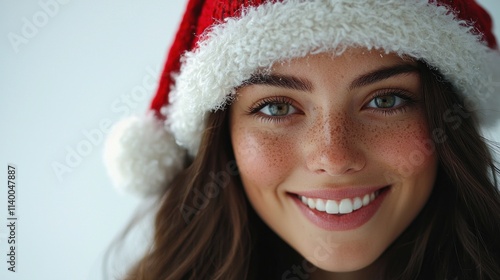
0;1;499;279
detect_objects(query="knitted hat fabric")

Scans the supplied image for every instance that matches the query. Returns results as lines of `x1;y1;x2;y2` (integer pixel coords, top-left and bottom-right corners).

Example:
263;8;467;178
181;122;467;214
104;0;500;196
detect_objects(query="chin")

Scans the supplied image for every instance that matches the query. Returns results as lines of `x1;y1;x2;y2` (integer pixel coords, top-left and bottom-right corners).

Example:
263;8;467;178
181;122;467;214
307;252;378;273
291;236;386;274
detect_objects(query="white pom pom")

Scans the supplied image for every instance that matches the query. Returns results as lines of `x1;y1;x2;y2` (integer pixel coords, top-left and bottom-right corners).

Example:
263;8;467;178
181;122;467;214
103;113;186;196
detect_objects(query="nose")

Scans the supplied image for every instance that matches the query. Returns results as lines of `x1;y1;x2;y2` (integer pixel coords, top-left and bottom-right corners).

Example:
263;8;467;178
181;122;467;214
304;114;366;176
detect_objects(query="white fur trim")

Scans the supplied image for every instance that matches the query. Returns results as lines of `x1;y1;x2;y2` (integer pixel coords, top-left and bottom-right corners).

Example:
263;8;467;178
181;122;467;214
103;113;186;196
166;0;499;155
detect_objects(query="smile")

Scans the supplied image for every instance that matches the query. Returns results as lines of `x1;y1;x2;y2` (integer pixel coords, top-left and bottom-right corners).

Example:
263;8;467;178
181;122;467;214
291;187;390;231
298;189;381;215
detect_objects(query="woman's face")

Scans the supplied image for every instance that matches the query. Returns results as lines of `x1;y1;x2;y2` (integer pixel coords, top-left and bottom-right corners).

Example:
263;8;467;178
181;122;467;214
230;49;438;274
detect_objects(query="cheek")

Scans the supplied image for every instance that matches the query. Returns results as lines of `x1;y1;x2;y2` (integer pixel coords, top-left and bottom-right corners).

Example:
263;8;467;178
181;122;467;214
365;119;436;178
231;126;295;190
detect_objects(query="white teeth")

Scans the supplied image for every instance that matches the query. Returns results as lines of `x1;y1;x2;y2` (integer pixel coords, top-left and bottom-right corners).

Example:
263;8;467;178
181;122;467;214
307;198;315;209
325;200;339;214
298;189;382;215
315;199;326;211
339;199;353;214
362;194;370;206
353;197;363;210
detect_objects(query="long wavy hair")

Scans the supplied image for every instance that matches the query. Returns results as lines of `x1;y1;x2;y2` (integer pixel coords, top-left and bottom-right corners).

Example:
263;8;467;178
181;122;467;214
119;61;500;279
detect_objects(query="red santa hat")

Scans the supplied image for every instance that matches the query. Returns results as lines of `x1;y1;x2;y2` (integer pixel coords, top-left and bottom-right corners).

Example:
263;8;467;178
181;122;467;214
104;0;500;196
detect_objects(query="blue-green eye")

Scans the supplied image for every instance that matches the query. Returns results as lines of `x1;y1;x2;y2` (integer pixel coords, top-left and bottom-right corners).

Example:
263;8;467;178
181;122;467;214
260;102;297;116
249;96;299;117
367;95;404;109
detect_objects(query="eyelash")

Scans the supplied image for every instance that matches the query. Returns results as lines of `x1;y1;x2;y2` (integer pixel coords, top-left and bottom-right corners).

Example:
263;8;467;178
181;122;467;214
247;96;297;123
364;90;418;116
246;90;418;123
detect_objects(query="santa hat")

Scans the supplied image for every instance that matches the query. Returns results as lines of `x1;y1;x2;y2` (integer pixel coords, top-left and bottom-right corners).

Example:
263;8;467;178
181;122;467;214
104;0;500;197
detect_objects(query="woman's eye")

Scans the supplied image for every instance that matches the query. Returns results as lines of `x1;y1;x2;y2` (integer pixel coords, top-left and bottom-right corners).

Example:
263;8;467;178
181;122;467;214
260;102;297;116
367;95;405;109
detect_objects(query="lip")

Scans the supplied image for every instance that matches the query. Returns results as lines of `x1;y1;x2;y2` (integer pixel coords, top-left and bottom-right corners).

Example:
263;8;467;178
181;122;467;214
290;186;390;231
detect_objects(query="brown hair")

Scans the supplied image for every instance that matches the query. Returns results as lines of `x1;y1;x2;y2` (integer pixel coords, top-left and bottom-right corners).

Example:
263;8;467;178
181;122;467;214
117;62;500;279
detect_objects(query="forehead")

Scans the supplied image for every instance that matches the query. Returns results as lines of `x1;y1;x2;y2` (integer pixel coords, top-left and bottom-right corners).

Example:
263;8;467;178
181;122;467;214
269;49;417;75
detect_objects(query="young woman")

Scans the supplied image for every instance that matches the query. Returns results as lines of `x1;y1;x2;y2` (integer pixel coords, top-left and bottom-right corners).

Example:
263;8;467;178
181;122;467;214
104;0;500;279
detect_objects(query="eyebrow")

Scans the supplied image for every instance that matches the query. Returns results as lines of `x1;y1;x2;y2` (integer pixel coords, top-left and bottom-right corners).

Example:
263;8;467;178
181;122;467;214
348;64;419;91
242;73;313;92
241;63;419;92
